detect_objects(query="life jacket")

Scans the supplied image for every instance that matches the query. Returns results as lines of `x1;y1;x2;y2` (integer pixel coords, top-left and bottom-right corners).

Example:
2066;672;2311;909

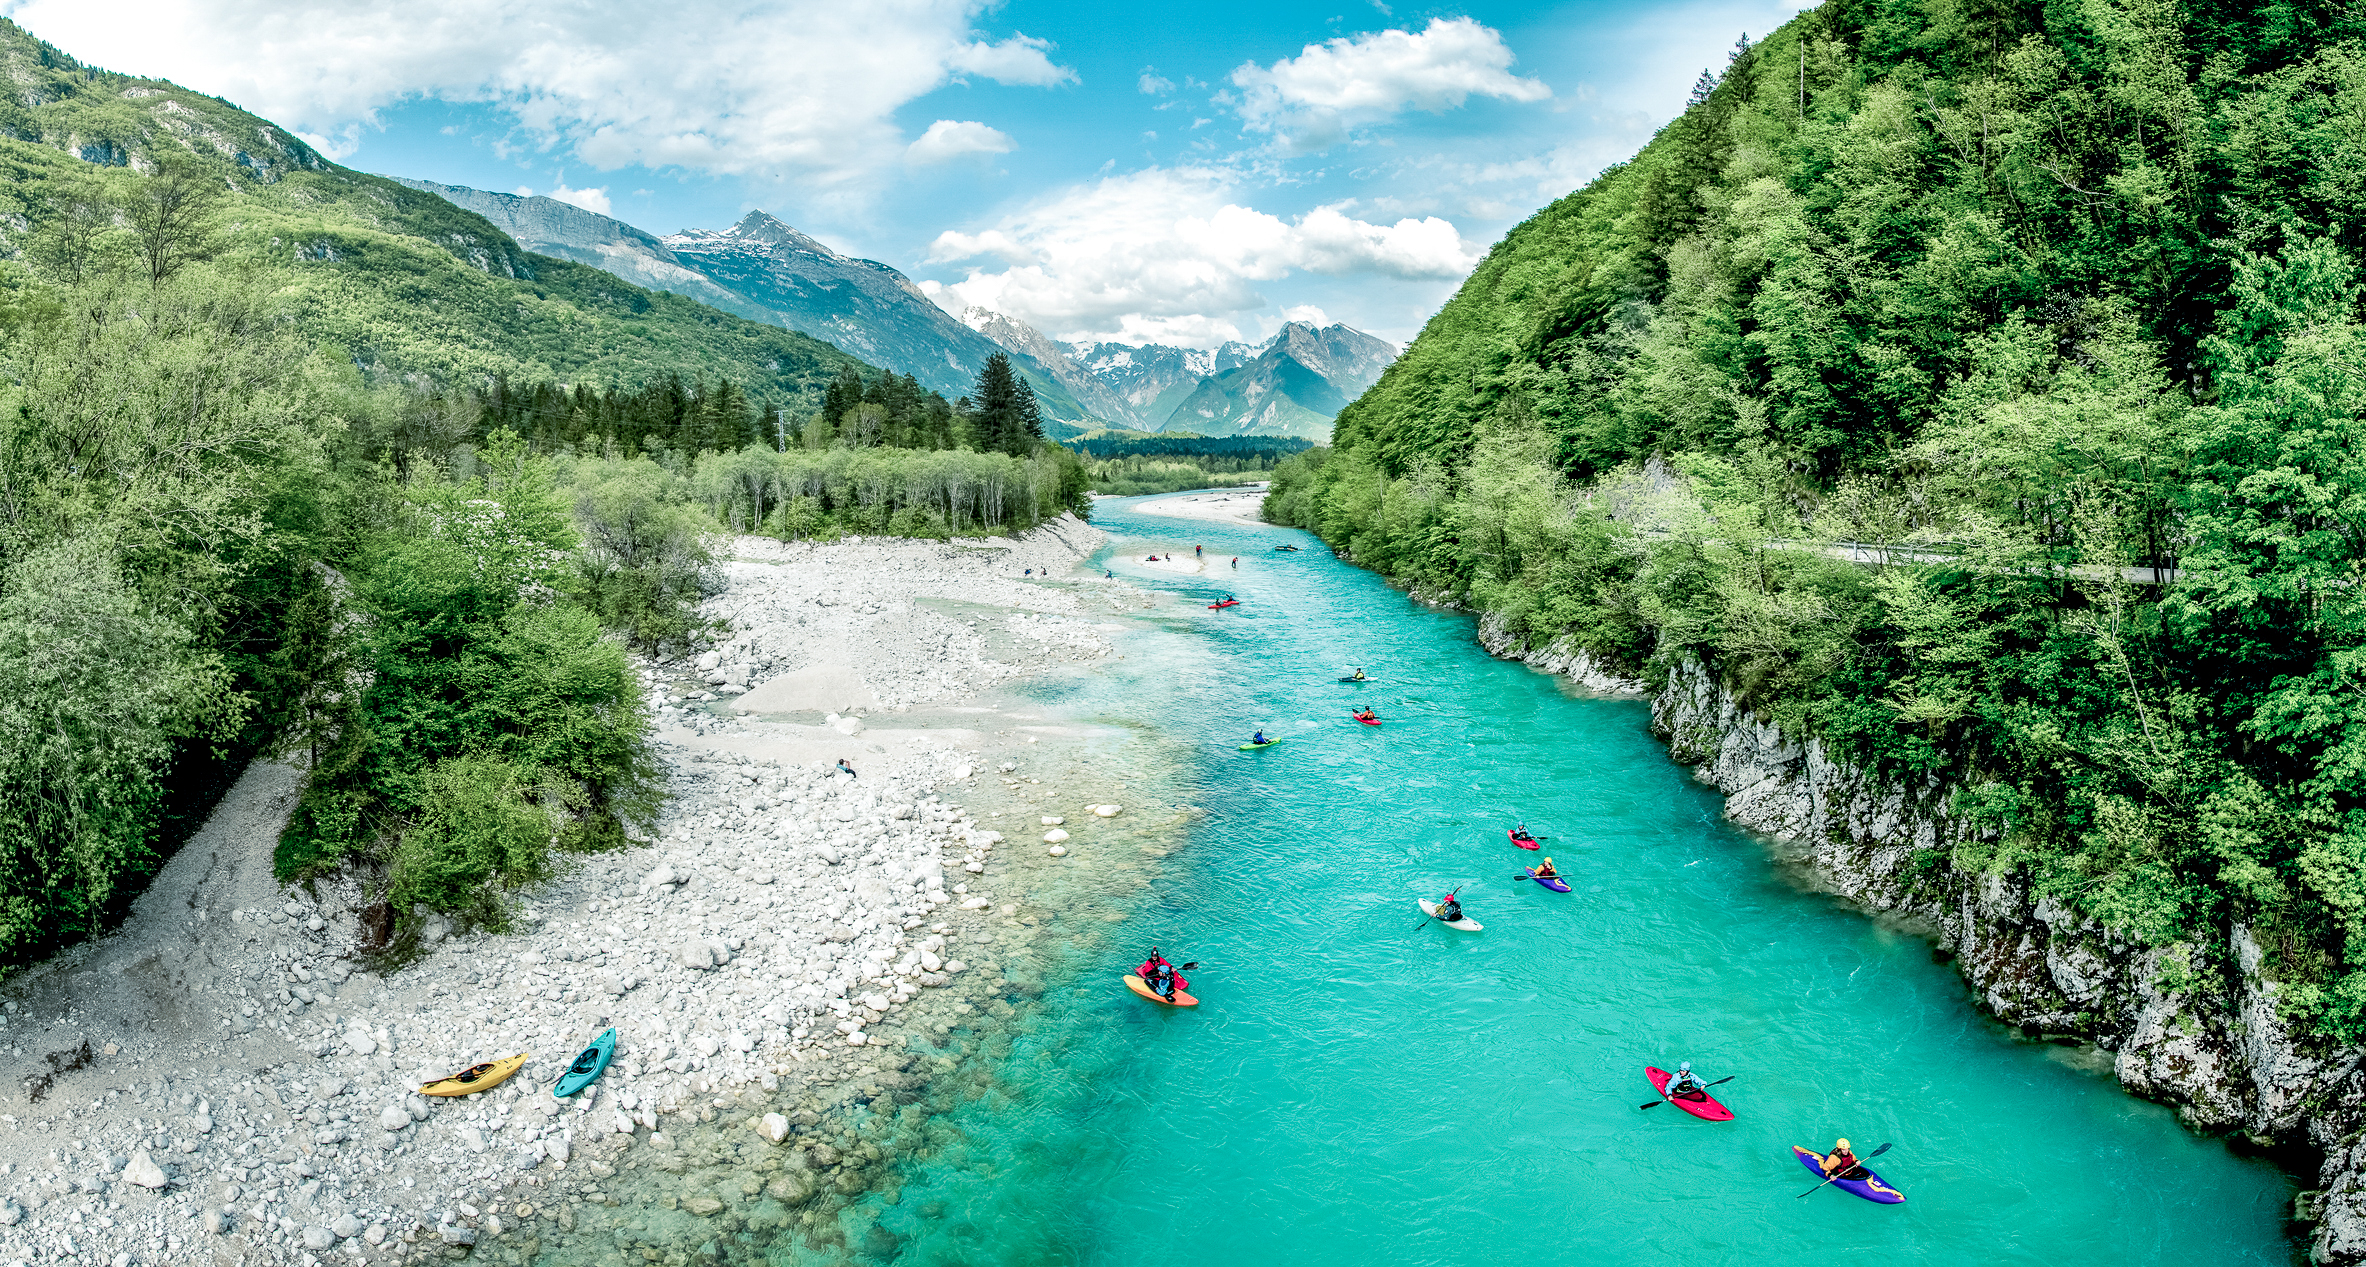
1139;958;1168;978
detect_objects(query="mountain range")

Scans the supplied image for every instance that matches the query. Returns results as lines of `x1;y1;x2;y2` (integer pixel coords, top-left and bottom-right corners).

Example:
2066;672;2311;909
400;180;1396;441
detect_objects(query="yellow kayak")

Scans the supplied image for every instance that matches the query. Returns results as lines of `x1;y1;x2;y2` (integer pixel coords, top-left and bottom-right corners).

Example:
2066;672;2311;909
419;1052;529;1097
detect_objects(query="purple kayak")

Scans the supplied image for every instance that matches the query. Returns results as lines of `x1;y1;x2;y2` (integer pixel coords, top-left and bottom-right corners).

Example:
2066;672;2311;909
1791;1146;1905;1204
1526;866;1571;893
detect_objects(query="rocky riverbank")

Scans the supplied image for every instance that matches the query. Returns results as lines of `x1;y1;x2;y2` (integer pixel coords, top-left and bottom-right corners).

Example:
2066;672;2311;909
1482;626;2352;1261
0;516;1187;1267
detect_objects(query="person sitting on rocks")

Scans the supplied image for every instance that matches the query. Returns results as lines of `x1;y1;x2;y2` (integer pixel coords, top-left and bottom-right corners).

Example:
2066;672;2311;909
836;758;857;778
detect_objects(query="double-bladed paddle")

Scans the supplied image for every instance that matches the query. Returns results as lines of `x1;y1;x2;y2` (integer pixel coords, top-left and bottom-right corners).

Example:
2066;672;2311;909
1797;1142;1893;1197
1638;1074;1734;1109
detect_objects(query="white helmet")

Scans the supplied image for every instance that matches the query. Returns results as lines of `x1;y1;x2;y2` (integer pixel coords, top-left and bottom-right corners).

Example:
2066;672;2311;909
1678;1062;1691;1072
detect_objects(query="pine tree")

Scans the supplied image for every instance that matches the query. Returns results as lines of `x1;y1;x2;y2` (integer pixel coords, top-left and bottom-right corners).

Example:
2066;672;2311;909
969;353;1039;457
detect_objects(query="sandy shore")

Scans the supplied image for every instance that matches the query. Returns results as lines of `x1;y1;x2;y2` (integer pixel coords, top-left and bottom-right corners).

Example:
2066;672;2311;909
0;514;1185;1267
1128;485;1272;526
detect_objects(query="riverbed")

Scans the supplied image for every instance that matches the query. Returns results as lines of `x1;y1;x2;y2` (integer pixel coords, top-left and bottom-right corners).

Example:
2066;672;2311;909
802;494;2296;1266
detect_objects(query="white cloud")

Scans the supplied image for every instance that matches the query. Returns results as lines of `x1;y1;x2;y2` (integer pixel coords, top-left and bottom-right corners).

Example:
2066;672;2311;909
923;167;1481;344
944;34;1073;86
1280;303;1329;326
1139;70;1175;95
547;182;611;215
906;119;1016;164
1230;17;1550;151
0;0;1072;192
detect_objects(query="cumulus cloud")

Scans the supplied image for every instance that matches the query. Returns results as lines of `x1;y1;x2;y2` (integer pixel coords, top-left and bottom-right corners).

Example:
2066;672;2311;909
0;0;1071;191
546;181;611;215
1139;70;1175;95
922;167;1481;344
1230;16;1550;151
906;119;1016;164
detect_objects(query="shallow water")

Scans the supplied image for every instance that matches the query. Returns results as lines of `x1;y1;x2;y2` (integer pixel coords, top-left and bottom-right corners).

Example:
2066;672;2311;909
771;495;2299;1267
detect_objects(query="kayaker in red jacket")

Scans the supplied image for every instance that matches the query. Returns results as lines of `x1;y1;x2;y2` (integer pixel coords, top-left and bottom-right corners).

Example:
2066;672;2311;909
1820;1139;1863;1178
1533;857;1558;879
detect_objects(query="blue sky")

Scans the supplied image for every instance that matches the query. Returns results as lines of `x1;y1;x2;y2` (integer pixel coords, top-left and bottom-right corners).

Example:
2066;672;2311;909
6;0;1815;345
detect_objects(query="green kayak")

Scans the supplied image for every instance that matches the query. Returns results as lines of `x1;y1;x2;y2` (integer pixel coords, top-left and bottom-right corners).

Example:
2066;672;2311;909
1239;738;1283;750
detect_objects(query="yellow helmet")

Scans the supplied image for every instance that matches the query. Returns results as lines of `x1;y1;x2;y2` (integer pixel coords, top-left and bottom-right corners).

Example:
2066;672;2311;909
1544;857;1554;865
1834;1138;1851;1150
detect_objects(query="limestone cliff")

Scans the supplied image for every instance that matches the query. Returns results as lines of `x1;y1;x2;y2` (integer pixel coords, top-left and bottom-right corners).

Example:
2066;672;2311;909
1480;622;2365;1261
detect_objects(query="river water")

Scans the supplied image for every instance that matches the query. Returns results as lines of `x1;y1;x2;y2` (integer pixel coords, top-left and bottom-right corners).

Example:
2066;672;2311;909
790;495;2296;1266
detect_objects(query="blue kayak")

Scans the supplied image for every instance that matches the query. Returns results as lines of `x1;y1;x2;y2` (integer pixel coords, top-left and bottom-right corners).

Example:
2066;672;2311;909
1792;1145;1905;1203
553;1028;616;1098
1526;867;1571;893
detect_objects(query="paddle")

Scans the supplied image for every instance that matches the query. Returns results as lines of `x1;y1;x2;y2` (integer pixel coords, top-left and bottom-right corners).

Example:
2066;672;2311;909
1413;886;1465;930
1796;1142;1892;1197
1638;1075;1734;1109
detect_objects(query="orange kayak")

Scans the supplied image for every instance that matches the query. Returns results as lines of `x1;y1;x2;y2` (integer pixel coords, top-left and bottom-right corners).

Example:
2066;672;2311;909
1124;974;1199;1007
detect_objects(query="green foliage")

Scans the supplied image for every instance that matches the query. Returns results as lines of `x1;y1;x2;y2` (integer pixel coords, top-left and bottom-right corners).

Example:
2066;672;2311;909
1083;455;1280;497
1276;0;2366;1039
276;452;657;936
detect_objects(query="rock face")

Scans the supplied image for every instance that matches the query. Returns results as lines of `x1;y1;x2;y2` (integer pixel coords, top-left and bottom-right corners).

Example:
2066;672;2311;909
1500;645;2361;1259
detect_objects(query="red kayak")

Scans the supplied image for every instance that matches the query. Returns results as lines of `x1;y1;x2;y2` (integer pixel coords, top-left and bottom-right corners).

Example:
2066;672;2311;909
1353;714;1382;726
1208;600;1240;609
1646;1067;1734;1121
1508;829;1540;851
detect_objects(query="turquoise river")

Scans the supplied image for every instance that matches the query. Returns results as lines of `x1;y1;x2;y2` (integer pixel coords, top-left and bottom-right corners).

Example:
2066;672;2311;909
824;495;2299;1265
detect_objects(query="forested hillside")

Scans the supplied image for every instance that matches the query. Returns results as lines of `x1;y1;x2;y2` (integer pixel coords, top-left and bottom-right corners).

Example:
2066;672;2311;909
0;20;866;400
1270;0;2366;1036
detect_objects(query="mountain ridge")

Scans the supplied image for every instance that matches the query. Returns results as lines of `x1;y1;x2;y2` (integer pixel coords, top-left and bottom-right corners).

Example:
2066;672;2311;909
396;180;1097;433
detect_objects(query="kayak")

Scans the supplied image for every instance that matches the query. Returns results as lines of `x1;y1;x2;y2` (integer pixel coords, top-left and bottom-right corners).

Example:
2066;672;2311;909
553;1028;615;1098
420;1052;529;1098
1418;899;1483;931
1526;867;1571;893
1354;714;1382;726
1239;739;1282;750
1507;829;1540;851
1209;600;1240;609
1337;676;1379;683
1124;974;1199;1007
1790;1145;1905;1203
1646;1066;1734;1121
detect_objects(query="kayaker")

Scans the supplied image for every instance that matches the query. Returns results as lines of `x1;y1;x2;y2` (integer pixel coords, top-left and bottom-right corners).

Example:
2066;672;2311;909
1349;668;1368;681
1251;730;1269;745
1820;1139;1863;1179
1437;893;1466;922
1195;544;1202;557
1510;823;1536;843
1666;1061;1706;1098
1231;557;1238;568
1533;857;1558;879
1354;707;1377;722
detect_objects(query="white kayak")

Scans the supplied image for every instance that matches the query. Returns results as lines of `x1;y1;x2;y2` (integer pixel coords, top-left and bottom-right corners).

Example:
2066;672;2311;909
1419;899;1482;931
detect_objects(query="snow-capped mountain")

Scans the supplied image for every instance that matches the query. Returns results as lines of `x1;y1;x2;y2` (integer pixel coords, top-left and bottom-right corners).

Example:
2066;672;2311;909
960;313;1395;440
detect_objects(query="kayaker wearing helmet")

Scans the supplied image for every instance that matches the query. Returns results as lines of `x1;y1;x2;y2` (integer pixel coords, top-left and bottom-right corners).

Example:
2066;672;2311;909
1533;857;1559;879
1510;823;1537;843
1354;707;1378;722
1666;1061;1706;1098
1350;668;1368;680
1251;730;1269;745
1436;893;1466;923
1820;1139;1863;1179
1138;948;1187;1000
